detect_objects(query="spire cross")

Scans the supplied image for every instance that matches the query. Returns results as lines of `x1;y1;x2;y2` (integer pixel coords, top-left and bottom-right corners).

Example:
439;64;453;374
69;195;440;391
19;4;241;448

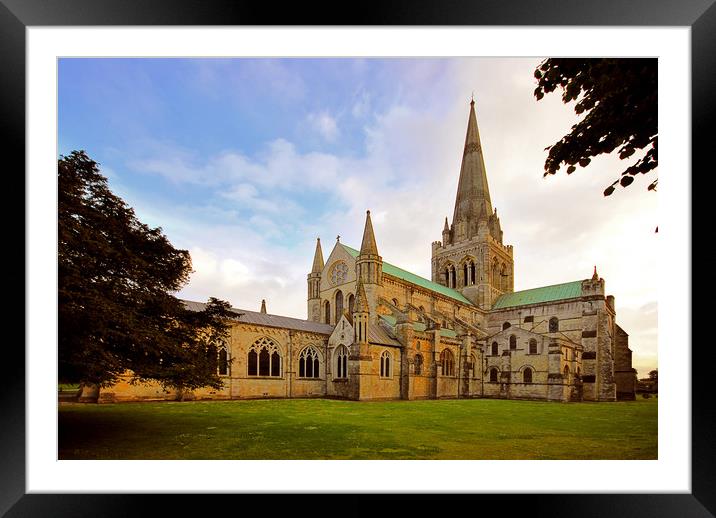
336;235;340;242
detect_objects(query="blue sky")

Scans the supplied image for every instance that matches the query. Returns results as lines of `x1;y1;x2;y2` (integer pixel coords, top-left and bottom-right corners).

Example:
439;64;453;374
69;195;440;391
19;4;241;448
58;57;658;375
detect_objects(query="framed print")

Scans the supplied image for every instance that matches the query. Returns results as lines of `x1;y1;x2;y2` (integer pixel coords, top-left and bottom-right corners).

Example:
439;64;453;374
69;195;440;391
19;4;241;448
7;0;712;515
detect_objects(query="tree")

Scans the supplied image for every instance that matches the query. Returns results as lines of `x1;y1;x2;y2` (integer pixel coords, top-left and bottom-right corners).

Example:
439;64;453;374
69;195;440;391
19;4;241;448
58;150;233;391
649;369;658;381
533;58;657;197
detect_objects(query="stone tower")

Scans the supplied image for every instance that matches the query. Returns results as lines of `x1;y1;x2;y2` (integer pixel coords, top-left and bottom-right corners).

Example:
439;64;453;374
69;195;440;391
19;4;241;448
307;237;324;322
356;210;383;321
431;99;514;309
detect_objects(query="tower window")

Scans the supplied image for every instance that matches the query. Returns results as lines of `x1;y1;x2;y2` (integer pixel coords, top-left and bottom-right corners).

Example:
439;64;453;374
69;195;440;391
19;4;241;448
509;335;517;349
549;317;559;333
335;290;344;322
502;322;511;330
324;301;331;325
491;341;498;356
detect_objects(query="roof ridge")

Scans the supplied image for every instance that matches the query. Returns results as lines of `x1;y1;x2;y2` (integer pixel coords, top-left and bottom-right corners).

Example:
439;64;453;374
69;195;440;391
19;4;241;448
506;279;585;294
181;299;325;324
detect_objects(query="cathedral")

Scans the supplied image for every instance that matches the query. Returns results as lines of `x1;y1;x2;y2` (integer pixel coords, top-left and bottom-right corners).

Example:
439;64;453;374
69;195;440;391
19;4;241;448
92;100;637;403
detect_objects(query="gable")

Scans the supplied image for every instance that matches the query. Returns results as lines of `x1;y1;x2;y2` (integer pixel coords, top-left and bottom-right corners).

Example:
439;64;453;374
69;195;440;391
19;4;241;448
321;242;357;291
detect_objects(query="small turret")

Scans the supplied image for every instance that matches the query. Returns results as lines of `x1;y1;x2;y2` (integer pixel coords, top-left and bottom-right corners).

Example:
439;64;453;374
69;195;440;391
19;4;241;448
307;237;324;322
260;299;267;314
353;278;369;345
442;217;451;246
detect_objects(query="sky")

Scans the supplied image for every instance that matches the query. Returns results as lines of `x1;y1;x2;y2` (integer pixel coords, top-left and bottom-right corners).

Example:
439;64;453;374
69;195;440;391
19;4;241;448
58;57;658;377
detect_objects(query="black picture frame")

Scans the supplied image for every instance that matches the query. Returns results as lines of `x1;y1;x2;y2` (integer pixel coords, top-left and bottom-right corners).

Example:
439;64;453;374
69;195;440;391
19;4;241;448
6;0;709;515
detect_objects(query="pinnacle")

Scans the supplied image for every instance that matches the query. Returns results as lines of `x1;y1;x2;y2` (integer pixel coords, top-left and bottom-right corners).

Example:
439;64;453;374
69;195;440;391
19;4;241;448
359;209;379;256
311;237;324;273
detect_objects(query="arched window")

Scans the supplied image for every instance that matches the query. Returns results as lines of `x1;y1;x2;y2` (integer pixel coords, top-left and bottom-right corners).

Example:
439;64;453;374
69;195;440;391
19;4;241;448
523;367;533;384
463;262;469;286
335;291;344;322
450;266;457;288
470;261;476;285
444;267;450;287
391;298;399;307
576;366;581;380
335;345;348;379
348;294;355;315
500;263;508;291
502;322;511;330
380;350;392;378
563;364;570;381
491;341;498;356
299;346;320;379
248;337;282;377
324;300;331;324
492;260;499;286
470;354;478;378
489;367;499;382
414;354;423;375
549;317;559;333
440;349;454;376
218;346;229;376
529;338;538;354
509;335;517;349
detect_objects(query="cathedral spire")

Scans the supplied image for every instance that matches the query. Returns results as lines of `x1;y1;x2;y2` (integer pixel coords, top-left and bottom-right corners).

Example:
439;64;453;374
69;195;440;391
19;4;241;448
311;237;324;273
451;98;493;237
359;210;379;257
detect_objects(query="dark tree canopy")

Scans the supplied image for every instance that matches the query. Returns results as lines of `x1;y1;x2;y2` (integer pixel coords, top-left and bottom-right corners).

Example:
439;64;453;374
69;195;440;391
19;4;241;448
534;58;657;197
59;150;234;391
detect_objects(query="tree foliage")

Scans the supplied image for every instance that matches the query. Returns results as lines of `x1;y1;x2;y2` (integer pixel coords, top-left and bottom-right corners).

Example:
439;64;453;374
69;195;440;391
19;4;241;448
534;58;657;197
58;150;234;391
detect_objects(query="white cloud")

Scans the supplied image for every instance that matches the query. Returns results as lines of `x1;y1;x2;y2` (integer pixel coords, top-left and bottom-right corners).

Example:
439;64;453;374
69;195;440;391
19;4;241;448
307;111;339;141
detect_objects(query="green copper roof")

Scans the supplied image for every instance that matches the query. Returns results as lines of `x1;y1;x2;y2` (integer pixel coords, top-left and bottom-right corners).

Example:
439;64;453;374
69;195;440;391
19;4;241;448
379;314;458;338
340;244;473;305
492;280;584;309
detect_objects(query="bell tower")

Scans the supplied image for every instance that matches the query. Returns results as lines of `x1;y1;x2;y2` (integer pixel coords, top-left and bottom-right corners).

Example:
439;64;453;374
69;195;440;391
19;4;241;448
431;98;514;309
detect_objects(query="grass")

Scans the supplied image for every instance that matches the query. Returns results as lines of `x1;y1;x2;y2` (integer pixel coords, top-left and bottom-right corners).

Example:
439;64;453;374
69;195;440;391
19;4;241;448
58;397;657;460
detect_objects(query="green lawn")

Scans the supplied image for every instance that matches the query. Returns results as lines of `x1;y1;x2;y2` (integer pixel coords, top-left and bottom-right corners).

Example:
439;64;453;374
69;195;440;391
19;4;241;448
58;397;657;460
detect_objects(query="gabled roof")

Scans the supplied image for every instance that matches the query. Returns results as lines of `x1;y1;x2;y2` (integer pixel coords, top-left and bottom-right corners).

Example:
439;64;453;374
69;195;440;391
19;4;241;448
182;300;334;335
491;280;584;310
340;244;473;306
368;322;401;347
